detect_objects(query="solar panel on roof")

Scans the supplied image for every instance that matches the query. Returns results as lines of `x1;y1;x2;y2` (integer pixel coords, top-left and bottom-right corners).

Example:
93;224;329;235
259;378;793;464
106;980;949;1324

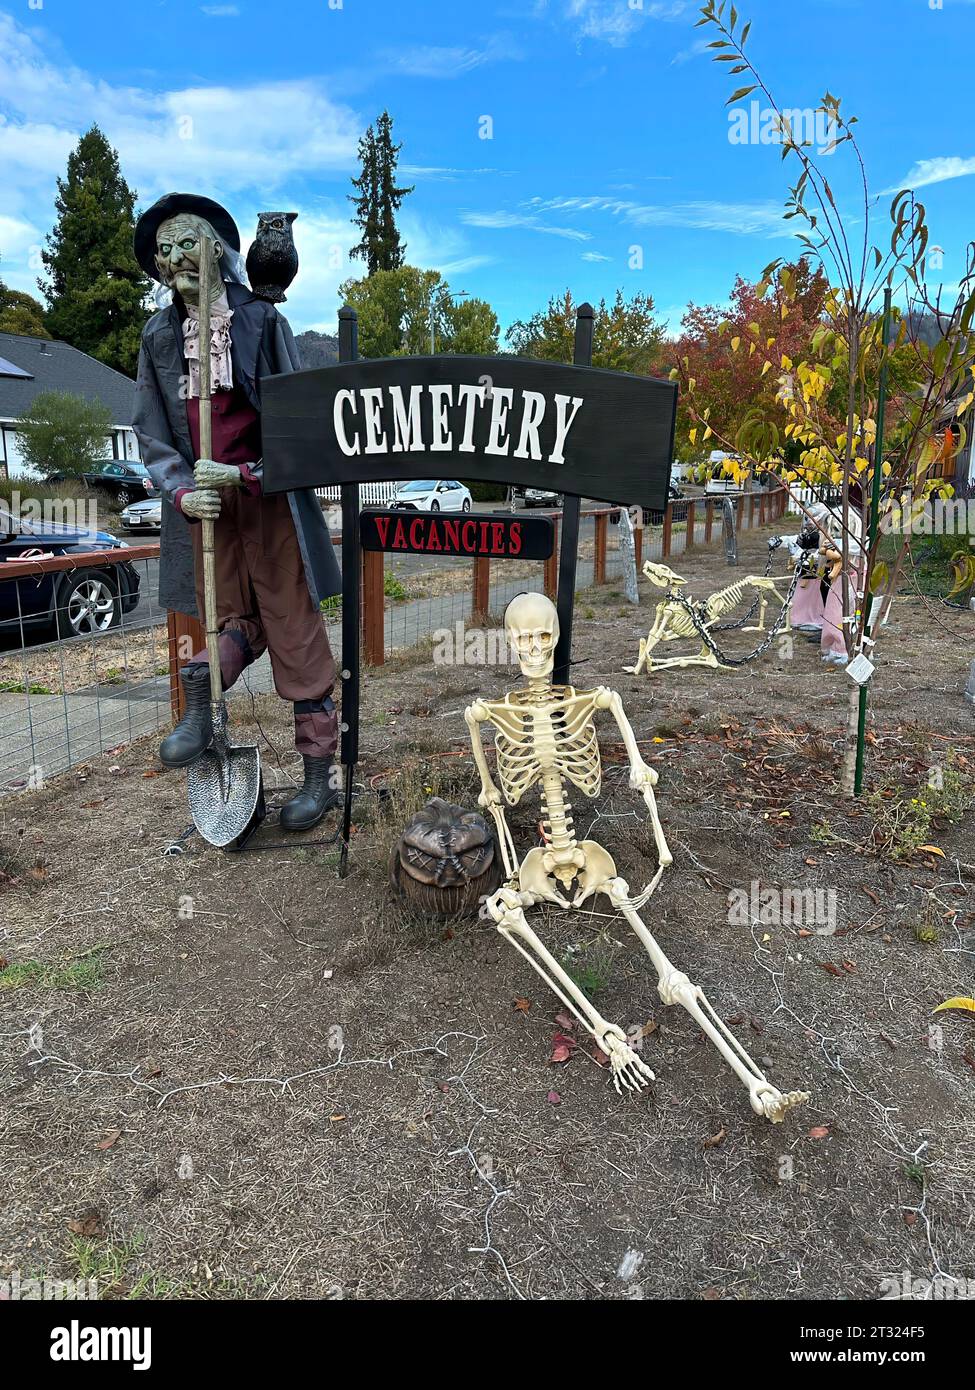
0;355;34;379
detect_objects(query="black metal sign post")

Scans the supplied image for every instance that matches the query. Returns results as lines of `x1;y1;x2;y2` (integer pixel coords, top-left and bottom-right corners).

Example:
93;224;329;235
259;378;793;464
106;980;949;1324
261;303;677;877
554;303;593;685
338;307;359;877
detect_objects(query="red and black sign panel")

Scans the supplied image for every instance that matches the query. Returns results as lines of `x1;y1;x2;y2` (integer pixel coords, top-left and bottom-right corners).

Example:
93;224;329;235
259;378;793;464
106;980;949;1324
359;508;555;560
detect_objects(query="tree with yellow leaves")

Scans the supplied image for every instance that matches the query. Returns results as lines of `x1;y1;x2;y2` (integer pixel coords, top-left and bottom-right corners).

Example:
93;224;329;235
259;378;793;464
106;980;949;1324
673;1;975;795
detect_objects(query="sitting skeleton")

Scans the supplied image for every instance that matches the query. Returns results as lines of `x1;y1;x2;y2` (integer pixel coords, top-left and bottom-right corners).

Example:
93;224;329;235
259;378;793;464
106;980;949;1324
466;593;809;1122
627;561;791;675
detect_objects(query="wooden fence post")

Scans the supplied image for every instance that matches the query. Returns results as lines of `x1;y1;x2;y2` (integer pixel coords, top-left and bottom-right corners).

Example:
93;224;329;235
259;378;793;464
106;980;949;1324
471;555;490;620
748;493;756;529
685;499;696;550
634;516;643;569
544;516;560;600
662;502;673;558
362;548;385;666
167;610;206;721
594;511;608;584
705;499;714;545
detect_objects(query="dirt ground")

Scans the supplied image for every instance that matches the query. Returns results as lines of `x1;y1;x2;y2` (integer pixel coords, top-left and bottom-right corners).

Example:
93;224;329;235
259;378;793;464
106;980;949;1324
2;521;973;1301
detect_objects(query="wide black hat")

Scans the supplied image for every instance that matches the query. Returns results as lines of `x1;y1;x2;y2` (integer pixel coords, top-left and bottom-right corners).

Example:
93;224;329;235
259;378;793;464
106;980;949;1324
134;192;241;280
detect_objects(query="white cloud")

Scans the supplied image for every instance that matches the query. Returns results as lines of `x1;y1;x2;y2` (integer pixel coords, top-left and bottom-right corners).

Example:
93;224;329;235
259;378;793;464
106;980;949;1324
0;11;364;306
561;0;687;47
886;156;975;192
380;34;523;78
529;194;789;237
581;250;611;261
671;38;711;66
461;210;592;241
201;4;241;15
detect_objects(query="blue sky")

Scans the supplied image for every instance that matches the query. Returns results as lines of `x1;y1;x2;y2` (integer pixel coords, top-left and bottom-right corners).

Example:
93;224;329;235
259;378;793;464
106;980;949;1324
0;0;972;339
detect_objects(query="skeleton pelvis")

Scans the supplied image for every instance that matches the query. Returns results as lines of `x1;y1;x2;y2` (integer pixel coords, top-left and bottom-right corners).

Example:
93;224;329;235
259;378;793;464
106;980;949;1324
518;842;618;901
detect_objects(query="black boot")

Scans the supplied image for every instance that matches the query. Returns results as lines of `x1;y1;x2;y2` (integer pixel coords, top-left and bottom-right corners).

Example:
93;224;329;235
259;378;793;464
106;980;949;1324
159;663;213;768
280;755;341;831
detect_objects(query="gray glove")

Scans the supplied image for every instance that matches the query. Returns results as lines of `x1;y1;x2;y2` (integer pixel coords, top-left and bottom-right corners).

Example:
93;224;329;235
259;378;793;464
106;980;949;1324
181;488;221;521
194;458;246;489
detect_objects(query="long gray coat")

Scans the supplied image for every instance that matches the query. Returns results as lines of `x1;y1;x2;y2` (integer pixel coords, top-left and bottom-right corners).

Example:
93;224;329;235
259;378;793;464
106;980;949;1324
132;281;341;617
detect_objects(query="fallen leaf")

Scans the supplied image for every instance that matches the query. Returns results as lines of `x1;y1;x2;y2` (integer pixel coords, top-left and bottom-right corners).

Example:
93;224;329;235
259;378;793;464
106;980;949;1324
67;1209;104;1238
329;1114;346;1123
592;1047;610;1067
862;888;880;905
842;959;857;973
797;928;813;938
142;770;161;779
816;961;845;977
96;1129;122;1151
554;1010;576;1030
933;997;975;1016
804;857;818;866
547;1090;561;1105
631;1019;658;1041
513;998;531;1013
701;1287;722;1300
918;845;945;858
702;1126;727;1149
808;1126;830;1140
904;1211;918;1227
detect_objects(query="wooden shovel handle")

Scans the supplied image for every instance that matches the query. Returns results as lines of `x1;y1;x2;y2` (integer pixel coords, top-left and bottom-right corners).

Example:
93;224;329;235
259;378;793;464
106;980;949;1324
196;235;222;709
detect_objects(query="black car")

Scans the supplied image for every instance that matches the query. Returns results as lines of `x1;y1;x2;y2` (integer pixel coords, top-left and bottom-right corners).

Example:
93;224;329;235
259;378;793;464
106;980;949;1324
48;460;158;508
0;506;141;639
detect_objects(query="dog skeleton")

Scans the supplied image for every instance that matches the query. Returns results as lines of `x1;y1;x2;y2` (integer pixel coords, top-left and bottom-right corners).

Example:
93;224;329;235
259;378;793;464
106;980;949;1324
627;562;793;675
465;592;809;1122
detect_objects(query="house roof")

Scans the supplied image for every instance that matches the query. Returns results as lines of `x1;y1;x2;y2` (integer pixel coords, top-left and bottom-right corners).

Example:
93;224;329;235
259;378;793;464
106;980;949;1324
0;331;135;428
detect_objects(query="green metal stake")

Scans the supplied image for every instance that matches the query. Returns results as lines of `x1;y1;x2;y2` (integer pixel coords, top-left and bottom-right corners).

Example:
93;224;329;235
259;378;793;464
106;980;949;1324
853;285;892;797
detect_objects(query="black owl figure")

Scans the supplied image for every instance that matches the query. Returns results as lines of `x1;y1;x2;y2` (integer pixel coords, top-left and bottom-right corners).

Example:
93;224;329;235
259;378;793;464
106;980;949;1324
245;211;299;303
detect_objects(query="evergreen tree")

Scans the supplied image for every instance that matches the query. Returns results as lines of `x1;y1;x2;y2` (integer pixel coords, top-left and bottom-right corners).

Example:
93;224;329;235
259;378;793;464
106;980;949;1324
0;274;49;338
39;126;149;377
349;110;414;275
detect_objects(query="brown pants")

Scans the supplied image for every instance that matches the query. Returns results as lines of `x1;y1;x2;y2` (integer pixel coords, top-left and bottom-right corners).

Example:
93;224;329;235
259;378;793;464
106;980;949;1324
190;489;337;751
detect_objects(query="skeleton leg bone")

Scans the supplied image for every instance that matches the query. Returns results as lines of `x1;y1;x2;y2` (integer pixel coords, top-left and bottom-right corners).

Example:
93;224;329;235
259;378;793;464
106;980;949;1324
486;886;655;1095
603;877;809;1122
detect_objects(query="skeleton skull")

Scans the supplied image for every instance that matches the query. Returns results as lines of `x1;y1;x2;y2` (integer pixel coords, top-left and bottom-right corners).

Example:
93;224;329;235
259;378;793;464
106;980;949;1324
504;593;559;681
642;561;686;590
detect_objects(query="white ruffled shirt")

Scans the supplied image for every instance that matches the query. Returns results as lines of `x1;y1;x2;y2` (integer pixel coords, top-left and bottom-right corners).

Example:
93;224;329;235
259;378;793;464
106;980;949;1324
182;292;234;399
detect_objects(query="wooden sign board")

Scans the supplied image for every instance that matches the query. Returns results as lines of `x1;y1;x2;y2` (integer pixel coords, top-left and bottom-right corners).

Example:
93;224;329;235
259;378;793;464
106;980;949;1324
261;354;676;509
359;508;554;561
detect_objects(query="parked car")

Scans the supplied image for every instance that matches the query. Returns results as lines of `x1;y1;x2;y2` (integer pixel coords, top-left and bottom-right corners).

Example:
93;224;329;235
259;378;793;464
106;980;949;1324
704;450;745;496
120;497;162;533
48;460;158;508
390;480;473;512
509;485;563;510
0;505;141;639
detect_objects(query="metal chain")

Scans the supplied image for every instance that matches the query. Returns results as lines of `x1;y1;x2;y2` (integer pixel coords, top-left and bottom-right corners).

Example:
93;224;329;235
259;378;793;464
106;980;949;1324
669;563;805;667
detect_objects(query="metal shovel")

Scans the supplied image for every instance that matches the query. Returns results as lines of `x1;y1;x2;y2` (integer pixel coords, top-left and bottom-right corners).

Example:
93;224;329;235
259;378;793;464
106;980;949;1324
185;234;264;850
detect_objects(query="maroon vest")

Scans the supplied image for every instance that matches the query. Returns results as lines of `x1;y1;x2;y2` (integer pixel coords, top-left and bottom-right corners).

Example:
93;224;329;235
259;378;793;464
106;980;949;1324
187;387;262;465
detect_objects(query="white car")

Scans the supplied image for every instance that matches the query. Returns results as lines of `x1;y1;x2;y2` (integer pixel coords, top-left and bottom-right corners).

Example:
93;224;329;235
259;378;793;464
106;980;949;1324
390;480;472;513
120;497;163;532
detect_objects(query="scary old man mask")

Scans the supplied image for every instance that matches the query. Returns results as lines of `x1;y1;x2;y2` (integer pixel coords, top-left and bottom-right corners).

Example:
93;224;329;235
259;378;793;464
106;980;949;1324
154;214;225;307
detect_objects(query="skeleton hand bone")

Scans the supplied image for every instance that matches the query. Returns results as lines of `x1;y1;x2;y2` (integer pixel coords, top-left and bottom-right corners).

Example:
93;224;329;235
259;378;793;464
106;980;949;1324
596;1024;655;1095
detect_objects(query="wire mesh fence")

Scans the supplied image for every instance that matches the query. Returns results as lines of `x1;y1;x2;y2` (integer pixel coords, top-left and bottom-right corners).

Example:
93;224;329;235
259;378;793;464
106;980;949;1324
0;549;171;794
0;493;786;789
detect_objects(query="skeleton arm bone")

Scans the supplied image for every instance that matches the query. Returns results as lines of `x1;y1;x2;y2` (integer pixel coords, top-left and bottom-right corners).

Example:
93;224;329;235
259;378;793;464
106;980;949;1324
465;701;519;879
594;687;673;881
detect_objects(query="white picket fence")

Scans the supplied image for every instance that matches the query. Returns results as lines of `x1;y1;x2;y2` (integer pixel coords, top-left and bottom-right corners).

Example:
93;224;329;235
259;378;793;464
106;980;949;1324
786;485;842;515
316;481;399;506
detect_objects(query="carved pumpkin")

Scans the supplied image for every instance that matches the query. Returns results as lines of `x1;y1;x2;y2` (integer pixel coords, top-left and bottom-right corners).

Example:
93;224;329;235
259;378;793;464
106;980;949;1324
390;797;502;918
